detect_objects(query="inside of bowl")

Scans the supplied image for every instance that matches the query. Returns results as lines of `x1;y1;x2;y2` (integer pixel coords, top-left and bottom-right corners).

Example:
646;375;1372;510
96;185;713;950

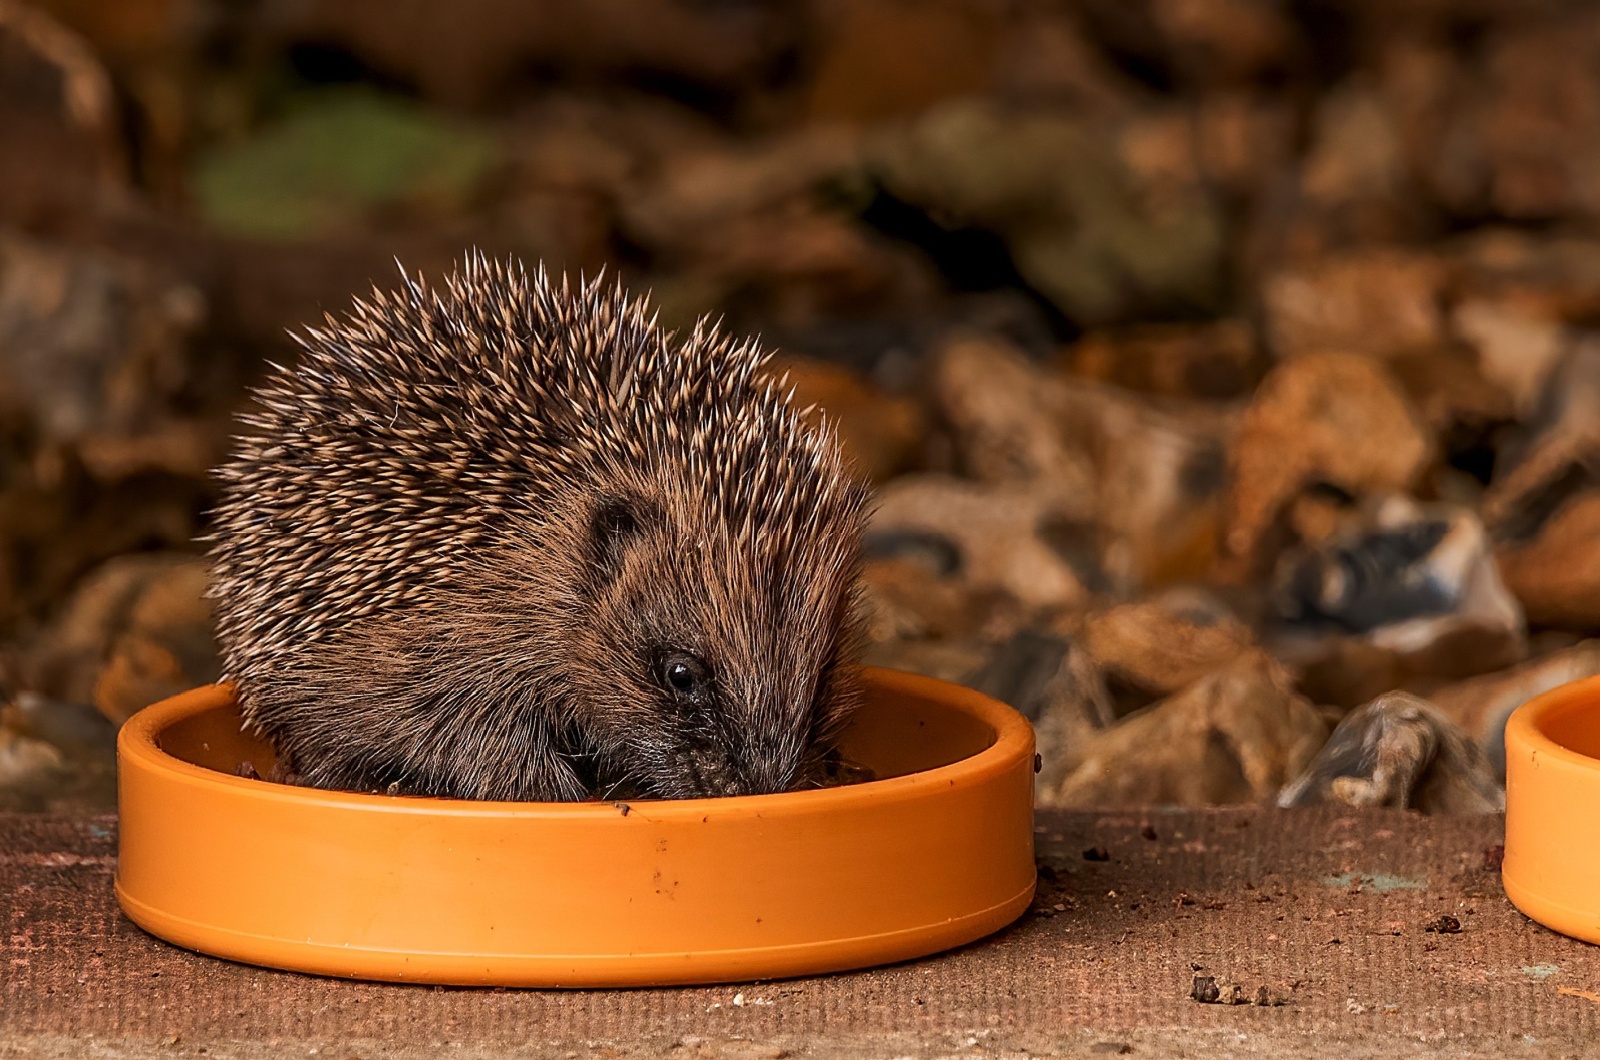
836;681;998;780
1533;696;1600;762
157;679;1000;790
160;705;279;779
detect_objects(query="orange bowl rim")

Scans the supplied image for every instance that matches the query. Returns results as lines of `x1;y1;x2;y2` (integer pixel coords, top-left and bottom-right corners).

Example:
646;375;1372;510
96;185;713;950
1504;673;1600;772
117;666;1034;818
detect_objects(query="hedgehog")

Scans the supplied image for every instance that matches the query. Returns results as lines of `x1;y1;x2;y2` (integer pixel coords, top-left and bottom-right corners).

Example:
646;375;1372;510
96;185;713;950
207;254;871;802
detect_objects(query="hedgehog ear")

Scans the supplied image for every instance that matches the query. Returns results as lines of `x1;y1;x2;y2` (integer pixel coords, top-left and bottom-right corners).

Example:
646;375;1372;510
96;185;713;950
586;495;658;583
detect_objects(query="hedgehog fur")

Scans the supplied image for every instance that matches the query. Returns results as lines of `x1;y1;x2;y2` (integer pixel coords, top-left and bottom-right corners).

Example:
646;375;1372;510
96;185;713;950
207;253;870;801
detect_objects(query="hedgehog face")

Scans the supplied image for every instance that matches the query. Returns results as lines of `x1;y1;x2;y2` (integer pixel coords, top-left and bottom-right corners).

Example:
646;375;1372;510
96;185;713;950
562;488;864;800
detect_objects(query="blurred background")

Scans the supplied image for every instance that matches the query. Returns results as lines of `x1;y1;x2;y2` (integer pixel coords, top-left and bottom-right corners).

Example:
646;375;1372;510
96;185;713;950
2;0;1596;816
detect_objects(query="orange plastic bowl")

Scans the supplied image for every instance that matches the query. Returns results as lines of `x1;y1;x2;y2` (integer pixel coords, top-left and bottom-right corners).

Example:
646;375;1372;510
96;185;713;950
1503;675;1600;945
115;667;1036;986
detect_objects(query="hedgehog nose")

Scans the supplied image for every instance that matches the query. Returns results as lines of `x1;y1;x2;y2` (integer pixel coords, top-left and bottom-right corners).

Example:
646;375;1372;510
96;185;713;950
686;748;791;797
683;749;745;798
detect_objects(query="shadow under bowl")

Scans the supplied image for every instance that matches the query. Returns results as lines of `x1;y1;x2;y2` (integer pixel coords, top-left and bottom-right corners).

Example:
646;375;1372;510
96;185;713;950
115;667;1037;986
1503;675;1600;945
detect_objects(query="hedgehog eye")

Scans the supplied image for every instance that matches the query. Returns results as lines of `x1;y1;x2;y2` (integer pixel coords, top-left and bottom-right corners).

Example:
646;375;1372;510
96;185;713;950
656;651;712;709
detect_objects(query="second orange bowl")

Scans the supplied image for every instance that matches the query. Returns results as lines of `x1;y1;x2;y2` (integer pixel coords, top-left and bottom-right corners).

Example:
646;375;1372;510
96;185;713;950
115;667;1037;987
1503;674;1600;945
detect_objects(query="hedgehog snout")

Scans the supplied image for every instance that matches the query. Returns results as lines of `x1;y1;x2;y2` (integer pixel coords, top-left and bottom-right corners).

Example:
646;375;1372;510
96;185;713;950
668;731;802;798
680;748;746;798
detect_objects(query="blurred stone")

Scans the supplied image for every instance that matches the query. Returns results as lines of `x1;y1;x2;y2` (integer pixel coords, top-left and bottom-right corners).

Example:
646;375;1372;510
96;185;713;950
0;0;127;227
1269;496;1526;708
1290;79;1438;250
1193;92;1294;199
0;692;116;813
1261;250;1447;360
1371;34;1469;212
1527;628;1587;656
1277;692;1504;814
619;127;862;252
23;552;217;725
1384;349;1512;439
1452;296;1569;421
1300;81;1406;210
22;0;200;194
933;334;1232;592
1495;492;1600;629
1460;222;1600;280
0;461;212;626
1081;588;1255;707
1091;396;1231;592
1039;650;1326;808
620;122;938;327
0;231;209;473
1485;338;1600;628
0;460;209;641
1273;500;1443;632
1284;636;1410;714
871;99;1226;325
962;630;1114;793
965;630;1088;721
27;0;190;63
0;722;64;788
804;1;998;124
669;210;937;326
1065;319;1260;400
858;555;1019;645
262;0;791;109
1374;12;1600;225
1451;231;1600;329
507;90;723;195
860;636;990;688
1149;0;1297;85
76;418;228;481
1482;337;1600;542
764;356;924;485
489;187;613;276
1469;12;1600;222
869;474;1098;617
1221;352;1433;578
6;687;115;751
932;334;1098;491
1281;486;1352;549
1430;640;1600;777
991;12;1142;112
